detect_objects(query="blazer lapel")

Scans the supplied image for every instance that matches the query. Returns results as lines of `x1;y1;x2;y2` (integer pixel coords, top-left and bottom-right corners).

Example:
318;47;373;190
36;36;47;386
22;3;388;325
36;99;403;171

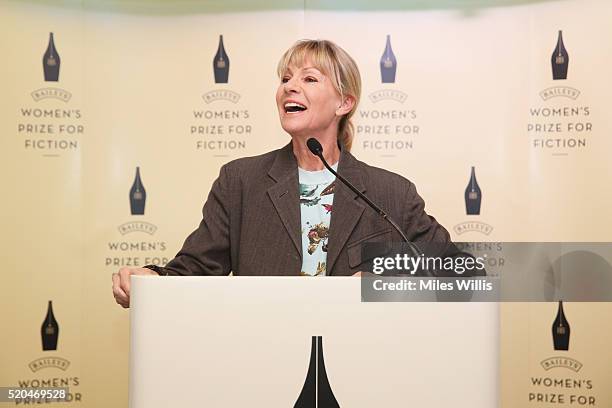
265;142;368;273
267;143;302;258
325;150;366;275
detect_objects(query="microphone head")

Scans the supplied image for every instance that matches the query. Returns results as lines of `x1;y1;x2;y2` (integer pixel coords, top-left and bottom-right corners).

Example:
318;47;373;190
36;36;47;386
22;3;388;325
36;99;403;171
306;138;323;156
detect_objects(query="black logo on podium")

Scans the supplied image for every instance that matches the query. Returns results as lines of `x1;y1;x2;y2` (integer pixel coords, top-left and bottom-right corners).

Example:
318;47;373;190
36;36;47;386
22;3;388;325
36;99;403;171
294;336;340;407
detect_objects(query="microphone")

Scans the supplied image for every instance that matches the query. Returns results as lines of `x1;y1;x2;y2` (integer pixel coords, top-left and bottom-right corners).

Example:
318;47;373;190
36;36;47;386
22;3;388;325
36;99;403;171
306;138;421;258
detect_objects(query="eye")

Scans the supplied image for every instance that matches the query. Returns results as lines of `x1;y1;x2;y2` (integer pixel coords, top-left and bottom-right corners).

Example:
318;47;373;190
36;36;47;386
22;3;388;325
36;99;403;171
305;76;318;83
281;76;290;83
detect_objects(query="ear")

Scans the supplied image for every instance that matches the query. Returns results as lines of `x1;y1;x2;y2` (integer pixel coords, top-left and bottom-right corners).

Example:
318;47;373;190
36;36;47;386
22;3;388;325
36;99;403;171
335;94;355;117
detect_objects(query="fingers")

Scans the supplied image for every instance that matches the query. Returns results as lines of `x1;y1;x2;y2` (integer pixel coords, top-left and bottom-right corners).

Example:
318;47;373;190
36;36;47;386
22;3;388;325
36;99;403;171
118;267;132;297
112;271;130;308
112;267;160;308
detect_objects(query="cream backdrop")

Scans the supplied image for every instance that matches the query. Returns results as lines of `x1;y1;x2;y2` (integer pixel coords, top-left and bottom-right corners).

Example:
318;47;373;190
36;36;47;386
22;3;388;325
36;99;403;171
1;0;611;407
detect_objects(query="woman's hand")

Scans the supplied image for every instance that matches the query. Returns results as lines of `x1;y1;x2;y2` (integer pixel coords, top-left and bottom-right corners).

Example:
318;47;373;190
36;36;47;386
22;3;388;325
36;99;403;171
112;267;158;308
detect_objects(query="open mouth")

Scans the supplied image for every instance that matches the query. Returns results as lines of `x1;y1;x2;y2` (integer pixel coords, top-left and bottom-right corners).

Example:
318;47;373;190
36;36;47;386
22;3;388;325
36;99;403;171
284;102;307;113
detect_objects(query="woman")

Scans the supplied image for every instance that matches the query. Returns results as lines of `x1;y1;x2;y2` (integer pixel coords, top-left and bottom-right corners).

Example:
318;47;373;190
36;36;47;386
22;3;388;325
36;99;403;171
112;39;453;308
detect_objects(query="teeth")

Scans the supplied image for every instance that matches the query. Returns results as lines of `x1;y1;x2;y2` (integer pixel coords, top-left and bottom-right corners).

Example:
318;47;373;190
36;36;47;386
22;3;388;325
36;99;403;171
284;102;306;109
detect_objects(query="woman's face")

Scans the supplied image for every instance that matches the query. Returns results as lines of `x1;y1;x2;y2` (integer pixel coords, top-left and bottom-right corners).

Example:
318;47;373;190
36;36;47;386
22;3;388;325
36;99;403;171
276;59;345;139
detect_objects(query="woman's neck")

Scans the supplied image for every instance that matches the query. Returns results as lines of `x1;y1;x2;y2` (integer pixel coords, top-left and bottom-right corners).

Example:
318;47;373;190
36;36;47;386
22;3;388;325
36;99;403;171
292;135;340;171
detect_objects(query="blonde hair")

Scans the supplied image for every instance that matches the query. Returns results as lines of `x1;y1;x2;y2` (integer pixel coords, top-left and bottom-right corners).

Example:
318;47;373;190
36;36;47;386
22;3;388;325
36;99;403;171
277;39;361;151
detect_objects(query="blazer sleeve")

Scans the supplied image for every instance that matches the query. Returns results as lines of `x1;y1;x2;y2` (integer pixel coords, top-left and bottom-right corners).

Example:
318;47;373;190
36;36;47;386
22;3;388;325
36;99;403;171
402;180;485;277
156;165;232;276
403;180;451;244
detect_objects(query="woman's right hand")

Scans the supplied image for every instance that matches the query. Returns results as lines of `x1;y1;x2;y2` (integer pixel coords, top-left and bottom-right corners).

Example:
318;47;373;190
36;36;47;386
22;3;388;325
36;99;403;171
112;267;158;308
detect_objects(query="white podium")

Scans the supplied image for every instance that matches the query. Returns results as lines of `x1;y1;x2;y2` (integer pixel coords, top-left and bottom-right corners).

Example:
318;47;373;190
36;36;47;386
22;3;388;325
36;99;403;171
129;276;499;407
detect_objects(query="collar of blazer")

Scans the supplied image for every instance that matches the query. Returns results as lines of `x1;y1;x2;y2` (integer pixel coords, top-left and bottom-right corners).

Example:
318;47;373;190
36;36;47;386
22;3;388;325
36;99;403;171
267;141;366;192
266;141;367;274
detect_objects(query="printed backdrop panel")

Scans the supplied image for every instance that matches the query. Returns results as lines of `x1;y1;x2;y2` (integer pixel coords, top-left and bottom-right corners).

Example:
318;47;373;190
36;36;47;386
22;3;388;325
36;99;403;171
80;5;305;408
0;2;86;405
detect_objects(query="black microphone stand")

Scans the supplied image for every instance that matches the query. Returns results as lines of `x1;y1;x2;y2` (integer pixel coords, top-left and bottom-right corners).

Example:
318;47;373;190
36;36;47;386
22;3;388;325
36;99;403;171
306;138;422;259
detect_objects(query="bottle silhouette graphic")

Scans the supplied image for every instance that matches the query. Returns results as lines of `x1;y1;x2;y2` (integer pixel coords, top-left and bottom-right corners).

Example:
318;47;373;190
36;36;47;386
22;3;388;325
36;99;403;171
41;301;59;351
43;32;61;82
213;35;230;83
294;336;340;408
380;35;397;83
129;167;146;215
551;30;569;80
464;166;482;215
552;301;571;351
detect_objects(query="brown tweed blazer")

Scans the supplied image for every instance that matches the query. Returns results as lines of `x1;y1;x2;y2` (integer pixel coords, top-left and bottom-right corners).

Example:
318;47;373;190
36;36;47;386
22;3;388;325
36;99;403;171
159;142;453;276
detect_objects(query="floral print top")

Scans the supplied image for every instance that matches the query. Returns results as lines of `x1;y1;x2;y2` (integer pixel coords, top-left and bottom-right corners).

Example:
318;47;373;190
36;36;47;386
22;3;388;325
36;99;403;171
298;163;337;276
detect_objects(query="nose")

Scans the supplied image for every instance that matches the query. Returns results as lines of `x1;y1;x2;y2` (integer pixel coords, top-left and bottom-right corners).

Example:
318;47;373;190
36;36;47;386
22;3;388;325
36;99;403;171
283;76;300;94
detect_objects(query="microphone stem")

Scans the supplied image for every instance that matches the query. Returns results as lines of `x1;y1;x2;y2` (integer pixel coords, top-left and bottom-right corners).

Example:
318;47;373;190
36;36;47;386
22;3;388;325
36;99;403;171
317;153;411;244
